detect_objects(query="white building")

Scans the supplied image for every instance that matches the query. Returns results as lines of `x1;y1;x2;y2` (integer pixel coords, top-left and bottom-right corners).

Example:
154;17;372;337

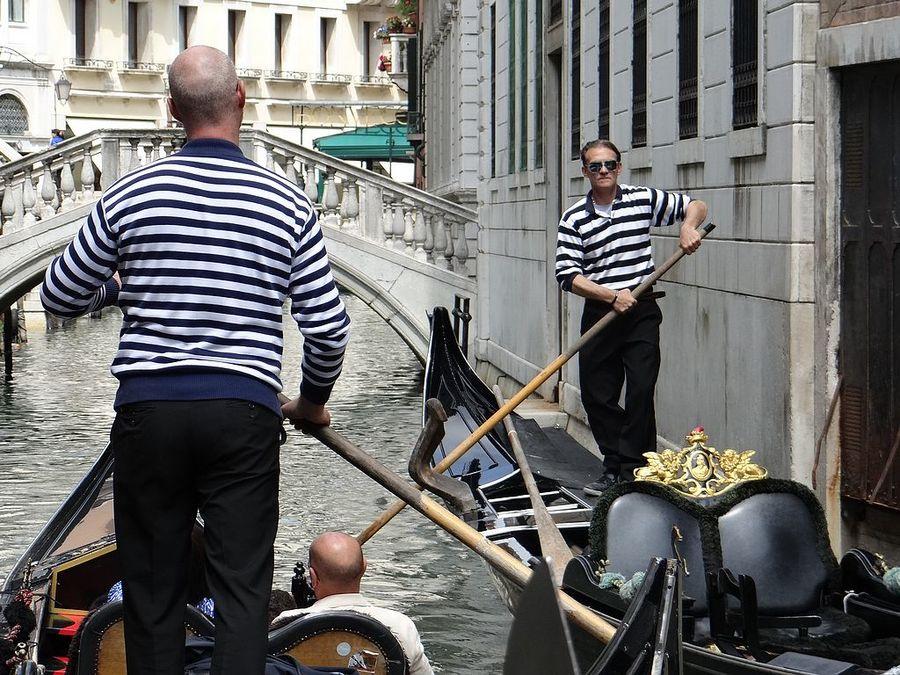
0;0;405;154
421;0;900;553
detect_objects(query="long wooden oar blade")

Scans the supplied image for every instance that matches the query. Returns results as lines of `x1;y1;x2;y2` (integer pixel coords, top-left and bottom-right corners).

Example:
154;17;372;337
300;421;617;645
492;386;573;584
357;223;715;544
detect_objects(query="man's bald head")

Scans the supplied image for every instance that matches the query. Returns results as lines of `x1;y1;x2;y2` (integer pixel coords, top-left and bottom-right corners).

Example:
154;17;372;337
309;532;366;593
168;46;241;130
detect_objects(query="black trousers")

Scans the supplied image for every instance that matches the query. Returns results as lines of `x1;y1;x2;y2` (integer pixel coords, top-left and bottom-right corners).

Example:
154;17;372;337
111;399;281;675
579;298;662;478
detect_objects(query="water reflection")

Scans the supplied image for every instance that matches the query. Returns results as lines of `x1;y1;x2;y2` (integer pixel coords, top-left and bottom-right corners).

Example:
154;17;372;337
0;294;509;672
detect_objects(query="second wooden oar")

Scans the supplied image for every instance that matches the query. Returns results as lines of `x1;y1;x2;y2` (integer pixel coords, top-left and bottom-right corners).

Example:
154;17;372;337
358;222;716;544
299;419;617;645
492;385;573;585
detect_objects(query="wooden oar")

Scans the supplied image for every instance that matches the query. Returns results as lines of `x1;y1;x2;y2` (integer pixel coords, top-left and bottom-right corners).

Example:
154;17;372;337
492;385;573;584
358;223;716;544
296;418;617;645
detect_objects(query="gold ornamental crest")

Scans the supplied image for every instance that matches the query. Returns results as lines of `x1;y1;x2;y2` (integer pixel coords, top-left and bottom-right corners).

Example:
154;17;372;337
634;426;767;498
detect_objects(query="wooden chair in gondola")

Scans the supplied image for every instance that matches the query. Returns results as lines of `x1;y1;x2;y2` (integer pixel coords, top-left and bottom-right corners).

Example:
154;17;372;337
267;611;408;675
69;600;215;675
562;427;900;671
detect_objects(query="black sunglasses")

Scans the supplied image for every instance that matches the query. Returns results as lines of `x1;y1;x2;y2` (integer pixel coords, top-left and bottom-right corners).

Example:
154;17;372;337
586;160;618;173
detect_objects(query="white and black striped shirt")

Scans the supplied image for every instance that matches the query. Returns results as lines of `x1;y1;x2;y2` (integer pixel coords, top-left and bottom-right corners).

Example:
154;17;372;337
41;138;350;413
555;184;691;292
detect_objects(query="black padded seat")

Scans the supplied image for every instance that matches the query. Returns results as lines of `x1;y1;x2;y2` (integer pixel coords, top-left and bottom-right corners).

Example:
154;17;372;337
605;492;708;613
267;610;408;675
718;493;831;615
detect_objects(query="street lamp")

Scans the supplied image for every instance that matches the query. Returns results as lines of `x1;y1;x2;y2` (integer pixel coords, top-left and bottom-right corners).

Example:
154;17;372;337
54;74;72;105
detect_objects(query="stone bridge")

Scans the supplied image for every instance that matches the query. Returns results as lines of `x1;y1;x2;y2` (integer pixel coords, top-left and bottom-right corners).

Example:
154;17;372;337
0;129;478;361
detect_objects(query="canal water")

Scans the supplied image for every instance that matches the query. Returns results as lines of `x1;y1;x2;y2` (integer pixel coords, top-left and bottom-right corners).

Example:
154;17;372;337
0;294;510;672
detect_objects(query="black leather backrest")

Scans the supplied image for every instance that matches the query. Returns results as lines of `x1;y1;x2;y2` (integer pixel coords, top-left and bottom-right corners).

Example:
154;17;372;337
606;493;708;613
718;493;829;614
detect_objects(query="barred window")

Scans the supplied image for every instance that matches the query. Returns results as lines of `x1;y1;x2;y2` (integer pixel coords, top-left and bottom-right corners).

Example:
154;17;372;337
678;0;698;139
732;0;758;129
632;0;647;148
535;0;544;168
0;95;28;135
597;0;610;140
550;0;562;25
508;0;516;174
519;0;528;171
570;0;580;160
491;3;497;177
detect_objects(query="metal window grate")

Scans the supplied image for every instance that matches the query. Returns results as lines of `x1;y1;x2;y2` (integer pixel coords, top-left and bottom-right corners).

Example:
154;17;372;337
732;0;758;129
519;0;528;171
491;4;497;177
678;0;698;139
508;0;516;174
0;95;28;135
535;0;544;168
550;0;562;25
597;0;610;140
632;0;647;147
570;0;581;159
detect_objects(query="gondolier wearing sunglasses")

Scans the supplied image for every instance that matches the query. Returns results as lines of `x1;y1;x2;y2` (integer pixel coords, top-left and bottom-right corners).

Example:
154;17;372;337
40;46;350;674
555;139;707;496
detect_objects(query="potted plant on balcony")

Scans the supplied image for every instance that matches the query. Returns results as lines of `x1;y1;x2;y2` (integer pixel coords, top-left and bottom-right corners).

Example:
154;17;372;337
374;23;391;43
402;16;417;34
396;0;417;22
377;54;392;73
386;15;403;34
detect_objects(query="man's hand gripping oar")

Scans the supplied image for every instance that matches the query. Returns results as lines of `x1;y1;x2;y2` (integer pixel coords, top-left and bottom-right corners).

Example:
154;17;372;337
357;222;716;544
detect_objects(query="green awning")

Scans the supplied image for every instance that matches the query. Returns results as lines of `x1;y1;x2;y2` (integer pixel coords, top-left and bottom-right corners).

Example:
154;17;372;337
313;124;413;162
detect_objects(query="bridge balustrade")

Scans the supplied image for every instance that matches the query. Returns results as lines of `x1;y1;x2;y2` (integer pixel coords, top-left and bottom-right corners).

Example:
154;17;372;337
0;129;478;278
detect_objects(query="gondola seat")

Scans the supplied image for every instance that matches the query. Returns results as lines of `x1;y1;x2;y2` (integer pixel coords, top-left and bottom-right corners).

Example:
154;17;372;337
267;611;408;675
70;600;215;675
566;429;900;670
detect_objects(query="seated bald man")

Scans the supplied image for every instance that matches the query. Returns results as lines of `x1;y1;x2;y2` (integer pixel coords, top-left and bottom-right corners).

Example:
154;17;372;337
274;532;434;675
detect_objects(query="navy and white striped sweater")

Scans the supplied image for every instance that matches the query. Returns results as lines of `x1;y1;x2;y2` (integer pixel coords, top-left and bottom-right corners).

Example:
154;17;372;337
40;138;350;414
555;184;691;293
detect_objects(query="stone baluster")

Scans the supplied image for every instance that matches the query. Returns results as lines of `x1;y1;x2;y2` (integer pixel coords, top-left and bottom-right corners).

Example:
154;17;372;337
295;159;306;191
454;221;471;275
402;203;415;255
0;179;14;234
264;144;276;172
29;173;41;223
22;171;36;227
81;148;96;201
59;157;76;211
432;213;448;269
143;142;153;167
40;162;57;219
381;195;394;247
304;164;319;203
443;217;455;269
413;208;427;262
391;203;406;252
128;139;141;173
340;177;359;232
285;157;297;186
423;212;435;264
321;170;340;227
10;181;23;232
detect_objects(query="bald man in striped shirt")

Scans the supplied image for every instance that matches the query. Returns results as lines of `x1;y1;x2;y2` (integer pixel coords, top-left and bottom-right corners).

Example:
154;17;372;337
41;46;350;674
556;139;707;496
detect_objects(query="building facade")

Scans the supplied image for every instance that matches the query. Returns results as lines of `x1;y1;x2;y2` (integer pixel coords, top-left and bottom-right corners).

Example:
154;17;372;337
421;0;900;553
0;0;404;153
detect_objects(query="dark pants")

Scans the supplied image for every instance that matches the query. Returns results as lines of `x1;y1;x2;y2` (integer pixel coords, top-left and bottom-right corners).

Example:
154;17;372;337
111;399;281;675
579;298;662;478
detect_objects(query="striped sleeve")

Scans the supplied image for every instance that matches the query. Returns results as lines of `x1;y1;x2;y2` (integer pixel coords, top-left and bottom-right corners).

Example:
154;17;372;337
555;215;584;292
289;209;351;405
647;187;692;228
40;200;120;318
